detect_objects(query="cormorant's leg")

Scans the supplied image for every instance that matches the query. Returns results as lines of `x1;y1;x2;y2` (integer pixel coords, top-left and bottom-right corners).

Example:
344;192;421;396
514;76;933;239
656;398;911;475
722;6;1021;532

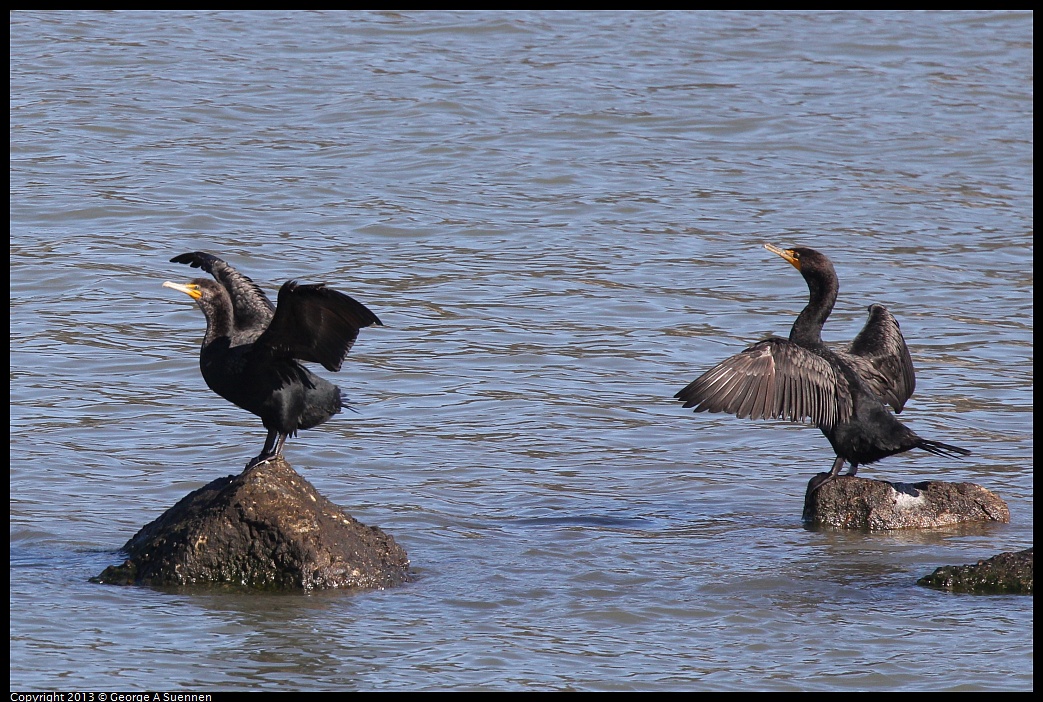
246;430;286;469
270;433;287;458
846;462;859;477
808;455;847;493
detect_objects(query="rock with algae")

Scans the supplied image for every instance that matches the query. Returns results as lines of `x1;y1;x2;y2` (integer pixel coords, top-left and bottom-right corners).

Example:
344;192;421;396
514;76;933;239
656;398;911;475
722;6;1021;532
918;548;1033;595
92;458;409;590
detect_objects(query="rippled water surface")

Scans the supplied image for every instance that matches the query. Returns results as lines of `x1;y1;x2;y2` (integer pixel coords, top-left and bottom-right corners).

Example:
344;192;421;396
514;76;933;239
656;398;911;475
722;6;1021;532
10;10;1033;691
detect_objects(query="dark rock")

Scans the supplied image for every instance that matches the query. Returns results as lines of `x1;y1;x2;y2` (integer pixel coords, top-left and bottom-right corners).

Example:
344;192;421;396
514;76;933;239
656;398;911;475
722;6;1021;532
92;458;409;590
802;474;1010;530
918;548;1033;595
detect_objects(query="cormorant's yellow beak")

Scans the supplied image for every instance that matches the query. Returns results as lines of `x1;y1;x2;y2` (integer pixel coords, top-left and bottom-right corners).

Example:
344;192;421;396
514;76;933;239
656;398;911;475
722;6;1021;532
764;243;801;271
163;281;202;300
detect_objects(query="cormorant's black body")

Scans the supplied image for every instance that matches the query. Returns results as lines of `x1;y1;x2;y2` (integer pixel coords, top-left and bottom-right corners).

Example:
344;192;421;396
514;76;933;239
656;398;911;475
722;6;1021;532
164;252;382;468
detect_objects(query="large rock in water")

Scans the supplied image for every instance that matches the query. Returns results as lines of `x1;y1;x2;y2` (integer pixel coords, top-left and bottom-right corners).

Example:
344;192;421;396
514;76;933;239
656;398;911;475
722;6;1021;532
93;458;409;590
802;474;1009;530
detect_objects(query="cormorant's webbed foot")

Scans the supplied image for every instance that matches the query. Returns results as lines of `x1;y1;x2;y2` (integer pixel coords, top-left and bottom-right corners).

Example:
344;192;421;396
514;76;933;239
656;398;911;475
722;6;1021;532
807;472;832;494
809;455;848;494
245;431;288;469
245;452;277;469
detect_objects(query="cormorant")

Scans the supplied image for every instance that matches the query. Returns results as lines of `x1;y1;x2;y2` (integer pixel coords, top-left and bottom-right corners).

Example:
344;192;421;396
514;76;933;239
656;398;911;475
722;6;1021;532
674;244;969;490
163;252;382;468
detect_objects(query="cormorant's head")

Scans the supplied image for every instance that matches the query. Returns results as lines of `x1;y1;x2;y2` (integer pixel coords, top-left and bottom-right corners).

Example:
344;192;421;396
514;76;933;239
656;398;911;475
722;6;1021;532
763;244;835;277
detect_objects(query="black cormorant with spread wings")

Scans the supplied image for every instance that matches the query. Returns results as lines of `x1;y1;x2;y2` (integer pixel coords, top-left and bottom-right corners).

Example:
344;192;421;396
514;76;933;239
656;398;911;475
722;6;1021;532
674;244;969;490
163;252;382;469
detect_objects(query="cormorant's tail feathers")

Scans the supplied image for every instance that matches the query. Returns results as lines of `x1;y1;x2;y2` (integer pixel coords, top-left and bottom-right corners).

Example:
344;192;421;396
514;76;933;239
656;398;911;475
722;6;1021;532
917;439;971;458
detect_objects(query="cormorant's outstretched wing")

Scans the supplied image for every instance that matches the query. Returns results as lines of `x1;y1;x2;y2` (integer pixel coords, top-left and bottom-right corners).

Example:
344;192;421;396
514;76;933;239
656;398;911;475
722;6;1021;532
840;303;915;413
255;281;383;372
171;252;275;337
675;337;853;429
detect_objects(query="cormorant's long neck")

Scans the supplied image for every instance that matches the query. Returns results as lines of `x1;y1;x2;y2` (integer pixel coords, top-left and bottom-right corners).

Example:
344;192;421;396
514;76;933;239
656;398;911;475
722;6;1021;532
789;268;837;348
199;294;235;348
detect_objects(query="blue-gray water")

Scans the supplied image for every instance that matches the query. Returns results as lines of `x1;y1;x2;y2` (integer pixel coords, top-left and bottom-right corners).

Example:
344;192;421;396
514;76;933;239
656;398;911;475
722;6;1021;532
10;10;1032;691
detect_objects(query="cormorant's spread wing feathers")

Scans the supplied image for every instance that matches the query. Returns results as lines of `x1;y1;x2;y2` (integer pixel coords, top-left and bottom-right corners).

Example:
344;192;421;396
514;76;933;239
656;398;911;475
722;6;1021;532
841;303;915;413
674;337;853;429
256;281;383;372
171;252;275;335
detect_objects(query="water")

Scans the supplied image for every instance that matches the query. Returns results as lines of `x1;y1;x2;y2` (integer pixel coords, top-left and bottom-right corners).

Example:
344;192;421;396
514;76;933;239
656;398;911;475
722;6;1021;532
10;10;1032;691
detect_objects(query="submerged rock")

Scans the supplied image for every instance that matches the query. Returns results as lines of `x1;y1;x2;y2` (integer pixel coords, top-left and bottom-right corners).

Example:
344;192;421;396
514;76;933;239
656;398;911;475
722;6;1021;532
93;458;409;590
802;474;1009;530
918;548;1033;595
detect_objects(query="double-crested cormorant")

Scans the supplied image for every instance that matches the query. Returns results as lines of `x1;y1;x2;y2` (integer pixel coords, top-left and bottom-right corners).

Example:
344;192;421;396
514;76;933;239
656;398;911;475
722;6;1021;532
163;252;382;468
674;244;969;490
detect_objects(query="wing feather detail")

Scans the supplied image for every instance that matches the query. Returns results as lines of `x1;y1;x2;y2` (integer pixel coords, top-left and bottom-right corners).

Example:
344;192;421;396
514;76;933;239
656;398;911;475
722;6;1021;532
675;337;852;428
840;304;915;413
